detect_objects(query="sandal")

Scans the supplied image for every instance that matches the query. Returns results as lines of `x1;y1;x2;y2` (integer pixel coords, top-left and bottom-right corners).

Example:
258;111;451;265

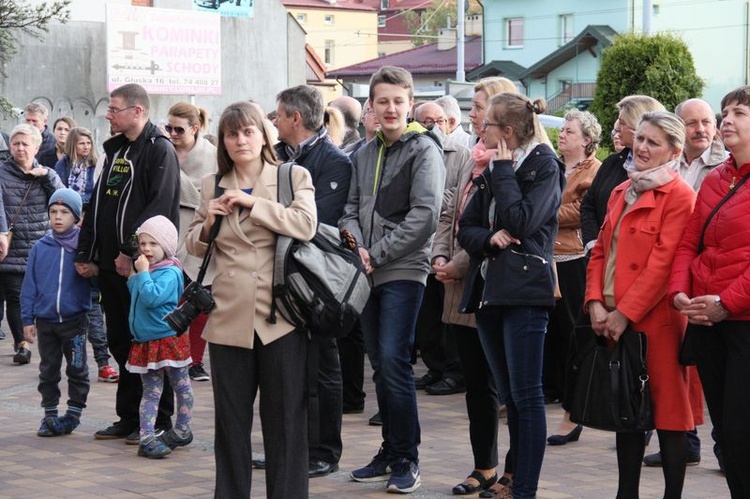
452;470;498;495
479;475;512;498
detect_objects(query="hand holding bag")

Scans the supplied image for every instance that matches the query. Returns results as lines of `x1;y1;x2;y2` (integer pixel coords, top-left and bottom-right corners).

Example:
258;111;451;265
570;326;654;432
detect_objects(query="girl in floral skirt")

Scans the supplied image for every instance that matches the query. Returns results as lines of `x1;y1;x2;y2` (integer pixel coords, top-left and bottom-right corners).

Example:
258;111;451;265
126;215;194;459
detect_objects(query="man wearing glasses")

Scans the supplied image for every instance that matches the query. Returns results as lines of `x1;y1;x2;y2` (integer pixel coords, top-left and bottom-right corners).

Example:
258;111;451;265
76;83;180;444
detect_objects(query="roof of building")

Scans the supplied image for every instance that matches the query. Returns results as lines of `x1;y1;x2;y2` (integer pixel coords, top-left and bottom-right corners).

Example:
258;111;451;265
521;25;618;80
327;35;482;78
306;44;328;83
358;0;432;11
281;0;377;11
466;60;527;82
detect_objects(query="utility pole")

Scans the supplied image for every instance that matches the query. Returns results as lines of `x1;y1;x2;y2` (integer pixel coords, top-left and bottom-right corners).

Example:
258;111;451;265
643;0;652;35
456;0;465;82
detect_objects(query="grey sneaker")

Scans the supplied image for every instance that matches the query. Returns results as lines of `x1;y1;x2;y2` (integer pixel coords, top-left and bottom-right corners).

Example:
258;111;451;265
386;458;421;494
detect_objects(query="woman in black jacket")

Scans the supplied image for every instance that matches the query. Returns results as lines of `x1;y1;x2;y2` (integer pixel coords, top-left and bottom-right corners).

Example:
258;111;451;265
457;93;564;498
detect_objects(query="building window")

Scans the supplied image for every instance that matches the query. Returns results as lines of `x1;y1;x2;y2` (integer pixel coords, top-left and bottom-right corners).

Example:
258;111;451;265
559;14;574;45
131;0;152;5
324;40;335;65
296;13;307;24
378;14;387;28
324;14;335;25
653;4;660;14
505;18;524;48
381;0;389;9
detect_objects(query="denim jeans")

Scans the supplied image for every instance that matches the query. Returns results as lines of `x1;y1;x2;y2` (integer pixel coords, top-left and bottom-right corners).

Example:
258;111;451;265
360;280;424;464
476;306;548;499
86;290;110;368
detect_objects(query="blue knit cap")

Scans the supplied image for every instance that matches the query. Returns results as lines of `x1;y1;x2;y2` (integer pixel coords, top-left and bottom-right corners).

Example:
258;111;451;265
48;188;83;222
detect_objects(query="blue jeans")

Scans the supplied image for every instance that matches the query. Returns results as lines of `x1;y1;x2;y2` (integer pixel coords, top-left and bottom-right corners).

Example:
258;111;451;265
476;306;548;499
87;290;110;368
360;280;424;464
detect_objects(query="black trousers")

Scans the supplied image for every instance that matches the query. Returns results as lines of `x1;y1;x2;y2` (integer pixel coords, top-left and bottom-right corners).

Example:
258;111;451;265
37;316;90;411
98;269;173;430
337;321;366;410
453;324;499;469
309;335;343;464
210;331;309;499
543;258;587;404
693;321;750;498
415;274;463;381
0;272;24;345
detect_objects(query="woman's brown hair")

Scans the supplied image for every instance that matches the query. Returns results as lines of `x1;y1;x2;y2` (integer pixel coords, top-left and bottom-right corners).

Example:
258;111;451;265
216;102;278;176
489;93;547;146
168;102;209;140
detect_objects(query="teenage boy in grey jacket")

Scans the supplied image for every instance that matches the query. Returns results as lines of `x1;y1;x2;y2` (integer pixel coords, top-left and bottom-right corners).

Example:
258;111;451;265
340;65;444;494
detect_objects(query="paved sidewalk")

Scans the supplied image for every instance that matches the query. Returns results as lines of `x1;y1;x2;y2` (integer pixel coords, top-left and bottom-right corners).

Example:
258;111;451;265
0;337;729;498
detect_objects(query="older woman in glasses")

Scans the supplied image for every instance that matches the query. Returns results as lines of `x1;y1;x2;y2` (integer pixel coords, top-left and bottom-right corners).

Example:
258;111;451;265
166;102;218;382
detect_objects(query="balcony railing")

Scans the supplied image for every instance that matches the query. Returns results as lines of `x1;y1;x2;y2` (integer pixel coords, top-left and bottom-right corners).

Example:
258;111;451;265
546;82;596;112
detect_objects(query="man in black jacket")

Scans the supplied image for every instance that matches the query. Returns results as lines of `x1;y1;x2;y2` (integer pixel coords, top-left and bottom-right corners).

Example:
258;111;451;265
275;85;352;478
75;83;180;444
23;103;56;167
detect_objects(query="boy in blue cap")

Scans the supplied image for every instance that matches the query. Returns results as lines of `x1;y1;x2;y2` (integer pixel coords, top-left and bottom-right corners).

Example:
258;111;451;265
21;188;95;436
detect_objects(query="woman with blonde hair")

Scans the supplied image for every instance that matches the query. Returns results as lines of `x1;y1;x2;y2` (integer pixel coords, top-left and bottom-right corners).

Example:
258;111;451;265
587;112;695;498
324;105;346;147
167;102;218;382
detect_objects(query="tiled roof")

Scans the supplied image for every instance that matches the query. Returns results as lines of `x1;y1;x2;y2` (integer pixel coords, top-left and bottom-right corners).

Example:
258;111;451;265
281;0;377;11
328;36;482;78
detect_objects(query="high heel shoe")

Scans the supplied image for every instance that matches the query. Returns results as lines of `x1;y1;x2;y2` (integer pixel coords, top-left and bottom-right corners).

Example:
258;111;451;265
546;424;583;446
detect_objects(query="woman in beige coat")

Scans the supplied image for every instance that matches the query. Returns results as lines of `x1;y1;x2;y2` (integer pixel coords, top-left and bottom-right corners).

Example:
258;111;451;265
185;102;316;499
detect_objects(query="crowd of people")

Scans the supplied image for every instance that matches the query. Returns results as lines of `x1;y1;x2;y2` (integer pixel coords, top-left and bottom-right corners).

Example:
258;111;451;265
2;66;750;499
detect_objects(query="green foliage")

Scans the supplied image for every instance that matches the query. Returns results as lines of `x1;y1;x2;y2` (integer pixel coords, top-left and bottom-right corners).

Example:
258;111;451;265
404;0;482;46
0;0;71;117
590;32;704;148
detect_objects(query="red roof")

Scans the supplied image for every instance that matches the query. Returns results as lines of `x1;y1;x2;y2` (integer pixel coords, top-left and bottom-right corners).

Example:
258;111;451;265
328;36;482;78
358;0;431;10
281;0;377;11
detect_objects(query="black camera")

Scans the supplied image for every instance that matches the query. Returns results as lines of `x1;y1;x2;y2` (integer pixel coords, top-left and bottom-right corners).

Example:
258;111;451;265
164;281;216;336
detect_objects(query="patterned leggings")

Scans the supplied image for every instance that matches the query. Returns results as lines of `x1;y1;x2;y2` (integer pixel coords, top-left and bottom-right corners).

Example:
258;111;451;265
140;366;193;438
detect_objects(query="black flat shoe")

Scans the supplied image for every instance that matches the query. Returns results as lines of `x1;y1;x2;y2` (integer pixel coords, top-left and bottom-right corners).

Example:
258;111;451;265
547;424;583;446
309;459;339;478
452;470;498;495
13;347;31;364
252;458;266;470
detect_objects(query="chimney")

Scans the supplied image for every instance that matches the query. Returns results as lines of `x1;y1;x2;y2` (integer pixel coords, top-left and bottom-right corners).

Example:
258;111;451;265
437;28;457;51
465;14;482;36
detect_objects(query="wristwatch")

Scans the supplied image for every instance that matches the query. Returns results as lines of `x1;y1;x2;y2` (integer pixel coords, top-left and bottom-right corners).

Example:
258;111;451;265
715;295;725;311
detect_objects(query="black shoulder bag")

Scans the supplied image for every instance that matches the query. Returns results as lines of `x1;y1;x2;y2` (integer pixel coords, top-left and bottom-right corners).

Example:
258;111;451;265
679;173;750;365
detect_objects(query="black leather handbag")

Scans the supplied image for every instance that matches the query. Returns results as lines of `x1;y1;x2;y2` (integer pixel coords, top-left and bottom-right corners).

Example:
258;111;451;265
570;326;654;432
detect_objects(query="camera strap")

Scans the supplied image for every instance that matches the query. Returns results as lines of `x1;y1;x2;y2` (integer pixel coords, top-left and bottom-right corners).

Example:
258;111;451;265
193;174;225;286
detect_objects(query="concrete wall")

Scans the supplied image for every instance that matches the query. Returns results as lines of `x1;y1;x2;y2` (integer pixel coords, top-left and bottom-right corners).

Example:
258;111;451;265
0;0;306;147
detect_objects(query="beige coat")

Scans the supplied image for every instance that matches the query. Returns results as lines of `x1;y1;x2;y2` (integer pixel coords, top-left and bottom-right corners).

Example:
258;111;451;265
176;135;219;282
185;162;317;349
432;157;476;328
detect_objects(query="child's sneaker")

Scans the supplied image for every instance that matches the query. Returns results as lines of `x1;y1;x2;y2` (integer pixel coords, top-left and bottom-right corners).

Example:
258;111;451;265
37;417;59;437
138;435;172;459
98;365;119;383
161;428;193;450
386;458;421;494
350;447;391;482
58;414;80;434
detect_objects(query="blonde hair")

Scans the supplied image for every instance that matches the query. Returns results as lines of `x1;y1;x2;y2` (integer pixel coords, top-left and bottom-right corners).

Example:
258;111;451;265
64;127;98;166
10;124;42;147
324;106;346;147
474;77;518;98
616;95;665;129
638;111;686;152
168;102;209;139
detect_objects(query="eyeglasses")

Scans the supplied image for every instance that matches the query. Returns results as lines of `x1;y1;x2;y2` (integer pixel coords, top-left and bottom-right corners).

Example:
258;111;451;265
165;125;189;135
106;105;136;115
482;120;505;130
418;118;446;127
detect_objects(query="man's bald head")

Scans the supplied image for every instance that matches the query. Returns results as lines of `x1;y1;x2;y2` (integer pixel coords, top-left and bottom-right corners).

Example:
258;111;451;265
330;96;362;130
675;98;718;163
415;102;448;133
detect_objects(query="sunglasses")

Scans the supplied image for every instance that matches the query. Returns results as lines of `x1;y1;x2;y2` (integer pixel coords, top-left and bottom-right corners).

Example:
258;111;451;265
165;124;191;135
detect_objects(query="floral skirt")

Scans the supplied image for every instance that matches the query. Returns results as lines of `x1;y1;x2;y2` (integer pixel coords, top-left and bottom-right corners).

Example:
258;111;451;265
126;334;192;374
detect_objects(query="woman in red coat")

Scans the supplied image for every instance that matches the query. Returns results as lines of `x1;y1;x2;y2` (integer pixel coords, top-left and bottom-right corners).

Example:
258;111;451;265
585;111;696;499
669;86;750;499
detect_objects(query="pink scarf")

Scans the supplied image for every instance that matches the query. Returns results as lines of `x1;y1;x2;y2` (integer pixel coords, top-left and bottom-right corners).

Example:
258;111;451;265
149;256;183;272
456;140;497;226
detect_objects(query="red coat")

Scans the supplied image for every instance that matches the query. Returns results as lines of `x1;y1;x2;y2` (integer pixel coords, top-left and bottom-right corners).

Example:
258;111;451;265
670;157;750;318
586;176;696;430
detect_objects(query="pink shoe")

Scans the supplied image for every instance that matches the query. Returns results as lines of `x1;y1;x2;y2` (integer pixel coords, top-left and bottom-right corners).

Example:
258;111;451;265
98;365;119;383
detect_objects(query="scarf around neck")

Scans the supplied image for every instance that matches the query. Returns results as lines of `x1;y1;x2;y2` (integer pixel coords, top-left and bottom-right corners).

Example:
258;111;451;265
52;226;80;253
624;160;679;205
149;256;183;273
